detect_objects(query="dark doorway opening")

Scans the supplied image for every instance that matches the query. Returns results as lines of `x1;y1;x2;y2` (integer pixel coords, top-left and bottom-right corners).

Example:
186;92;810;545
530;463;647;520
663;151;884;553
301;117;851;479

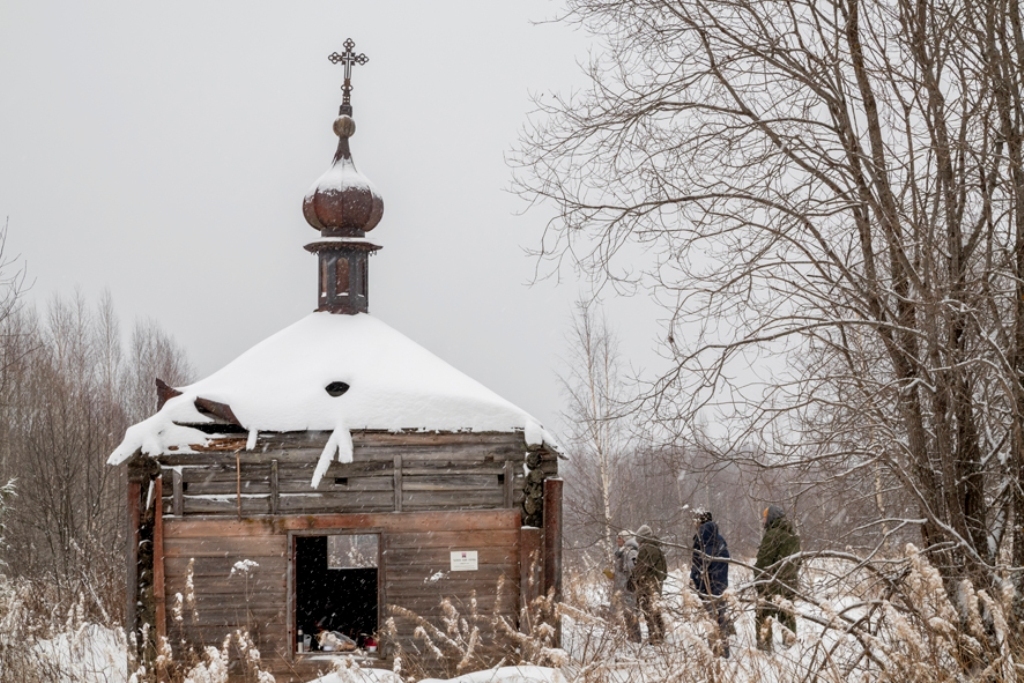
295;533;379;651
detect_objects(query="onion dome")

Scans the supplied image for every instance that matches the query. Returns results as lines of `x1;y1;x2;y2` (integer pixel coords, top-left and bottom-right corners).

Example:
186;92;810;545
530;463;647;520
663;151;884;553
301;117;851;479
303;40;382;315
302;113;384;236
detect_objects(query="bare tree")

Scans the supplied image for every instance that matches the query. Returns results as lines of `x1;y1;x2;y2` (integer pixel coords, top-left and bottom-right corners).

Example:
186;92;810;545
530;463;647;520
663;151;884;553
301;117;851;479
560;299;632;563
0;220;27;567
124;316;195;423
559;302;760;567
515;0;1024;629
0;220;26;328
0;291;193;620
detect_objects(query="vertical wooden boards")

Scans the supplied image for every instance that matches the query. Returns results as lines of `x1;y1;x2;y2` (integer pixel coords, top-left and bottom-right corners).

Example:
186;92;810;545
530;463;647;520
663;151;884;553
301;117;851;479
285;530;294;665
519;526;543;626
543;477;563;647
503;460;515;508
126;479;142;643
542;478;563;600
270;459;279;515
393;455;403;512
153;476;167;644
172;469;184;517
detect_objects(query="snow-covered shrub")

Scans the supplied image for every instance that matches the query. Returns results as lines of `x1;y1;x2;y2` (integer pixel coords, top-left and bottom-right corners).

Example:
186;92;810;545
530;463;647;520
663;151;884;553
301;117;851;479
0;479;15;566
151;559;275;683
387;576;566;681
538;548;1024;683
0;573;129;683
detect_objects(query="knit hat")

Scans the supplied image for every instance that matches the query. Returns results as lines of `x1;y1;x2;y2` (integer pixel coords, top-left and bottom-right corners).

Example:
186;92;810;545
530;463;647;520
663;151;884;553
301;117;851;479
693;507;713;524
764;504;786;527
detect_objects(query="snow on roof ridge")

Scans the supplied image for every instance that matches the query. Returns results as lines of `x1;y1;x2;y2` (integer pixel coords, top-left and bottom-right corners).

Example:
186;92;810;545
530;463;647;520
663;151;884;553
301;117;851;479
108;312;560;467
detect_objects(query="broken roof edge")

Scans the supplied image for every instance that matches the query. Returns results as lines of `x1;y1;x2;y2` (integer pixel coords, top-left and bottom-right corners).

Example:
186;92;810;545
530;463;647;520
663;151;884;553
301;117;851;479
107;392;563;467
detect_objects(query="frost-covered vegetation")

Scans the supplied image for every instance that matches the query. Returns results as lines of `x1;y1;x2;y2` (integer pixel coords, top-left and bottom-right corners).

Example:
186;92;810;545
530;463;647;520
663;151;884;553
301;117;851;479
4;543;1020;682
0;283;193;601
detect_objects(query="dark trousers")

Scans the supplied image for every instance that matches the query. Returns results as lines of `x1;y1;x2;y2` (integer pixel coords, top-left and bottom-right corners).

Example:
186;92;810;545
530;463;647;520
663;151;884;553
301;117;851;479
636;587;665;644
756;599;796;652
699;594;732;656
611;591;642;642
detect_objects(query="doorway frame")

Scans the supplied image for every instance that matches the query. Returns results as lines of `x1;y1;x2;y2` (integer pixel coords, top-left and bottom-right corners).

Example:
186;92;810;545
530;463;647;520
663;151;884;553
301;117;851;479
287;526;386;661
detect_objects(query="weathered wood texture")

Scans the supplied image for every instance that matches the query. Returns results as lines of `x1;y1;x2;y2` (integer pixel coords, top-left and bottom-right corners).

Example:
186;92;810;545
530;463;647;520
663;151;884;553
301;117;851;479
126;480;142;652
542;478;563;647
127;456;161;669
519;526;543;626
157;431;553;518
153;477;167;644
137;430;561;681
160;510;524;682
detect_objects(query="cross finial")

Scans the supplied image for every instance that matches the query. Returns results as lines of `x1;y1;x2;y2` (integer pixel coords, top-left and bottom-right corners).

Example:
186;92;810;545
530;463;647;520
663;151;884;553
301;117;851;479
328;38;369;114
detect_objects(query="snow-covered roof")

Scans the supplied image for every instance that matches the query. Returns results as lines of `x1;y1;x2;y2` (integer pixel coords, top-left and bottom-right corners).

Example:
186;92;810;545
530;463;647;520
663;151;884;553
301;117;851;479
108;312;559;485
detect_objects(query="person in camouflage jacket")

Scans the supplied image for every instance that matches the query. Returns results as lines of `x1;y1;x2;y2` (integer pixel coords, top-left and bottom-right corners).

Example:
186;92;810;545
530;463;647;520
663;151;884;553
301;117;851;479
610;531;641;642
754;505;801;652
628;524;667;644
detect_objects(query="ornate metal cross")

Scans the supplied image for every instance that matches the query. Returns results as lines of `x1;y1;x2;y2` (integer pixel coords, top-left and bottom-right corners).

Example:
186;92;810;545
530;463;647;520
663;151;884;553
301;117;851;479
328;39;369;110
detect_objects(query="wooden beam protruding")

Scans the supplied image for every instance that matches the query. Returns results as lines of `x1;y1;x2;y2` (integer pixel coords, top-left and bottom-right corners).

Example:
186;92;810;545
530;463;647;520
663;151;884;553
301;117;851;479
542;477;563;647
155;378;183;411
153;476;167;645
270;459;280;515
194;396;242;425
519;526;543;632
503;460;514;508
393;455;403;512
172;469;183;517
126;480;142;641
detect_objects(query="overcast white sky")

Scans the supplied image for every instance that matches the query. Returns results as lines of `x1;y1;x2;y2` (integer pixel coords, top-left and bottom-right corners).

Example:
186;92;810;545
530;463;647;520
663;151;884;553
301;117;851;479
0;1;665;436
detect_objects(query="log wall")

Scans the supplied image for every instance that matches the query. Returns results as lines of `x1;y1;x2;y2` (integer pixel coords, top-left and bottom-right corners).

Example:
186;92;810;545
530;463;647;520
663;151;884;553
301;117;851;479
158;431;555;518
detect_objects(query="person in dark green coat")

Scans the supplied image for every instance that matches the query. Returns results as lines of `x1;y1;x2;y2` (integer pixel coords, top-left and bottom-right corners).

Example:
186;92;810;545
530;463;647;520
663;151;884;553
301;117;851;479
754;505;801;652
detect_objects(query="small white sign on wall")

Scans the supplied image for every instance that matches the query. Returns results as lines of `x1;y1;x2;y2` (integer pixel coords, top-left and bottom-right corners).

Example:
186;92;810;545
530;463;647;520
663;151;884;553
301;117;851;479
450;550;479;571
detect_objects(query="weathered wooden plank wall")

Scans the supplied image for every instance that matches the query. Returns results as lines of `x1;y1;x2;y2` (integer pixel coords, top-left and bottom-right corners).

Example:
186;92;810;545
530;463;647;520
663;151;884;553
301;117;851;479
161;519;289;665
160;509;522;683
158;431;551;518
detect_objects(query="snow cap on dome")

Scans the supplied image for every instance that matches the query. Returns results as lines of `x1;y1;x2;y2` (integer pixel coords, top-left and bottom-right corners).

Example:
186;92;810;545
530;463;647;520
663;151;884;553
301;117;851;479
302;113;384;236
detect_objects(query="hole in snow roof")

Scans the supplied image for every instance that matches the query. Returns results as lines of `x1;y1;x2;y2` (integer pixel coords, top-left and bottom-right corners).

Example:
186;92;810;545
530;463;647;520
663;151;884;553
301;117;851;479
325;381;350;397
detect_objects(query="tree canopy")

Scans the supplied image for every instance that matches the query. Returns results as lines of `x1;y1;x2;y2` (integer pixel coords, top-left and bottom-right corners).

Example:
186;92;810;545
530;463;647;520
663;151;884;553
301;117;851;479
515;0;1024;618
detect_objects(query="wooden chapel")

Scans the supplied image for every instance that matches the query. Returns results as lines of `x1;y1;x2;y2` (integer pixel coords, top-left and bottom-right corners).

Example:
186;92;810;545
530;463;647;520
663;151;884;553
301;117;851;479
108;40;562;682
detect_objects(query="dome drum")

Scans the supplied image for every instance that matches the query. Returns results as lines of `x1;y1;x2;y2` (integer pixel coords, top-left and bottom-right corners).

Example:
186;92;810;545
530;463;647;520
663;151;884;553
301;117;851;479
315;249;371;315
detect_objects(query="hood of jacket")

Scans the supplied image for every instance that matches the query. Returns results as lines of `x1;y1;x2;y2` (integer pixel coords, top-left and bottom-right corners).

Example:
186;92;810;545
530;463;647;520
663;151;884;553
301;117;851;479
695;520;720;548
617;537;639;556
765;505;790;529
638;533;662;549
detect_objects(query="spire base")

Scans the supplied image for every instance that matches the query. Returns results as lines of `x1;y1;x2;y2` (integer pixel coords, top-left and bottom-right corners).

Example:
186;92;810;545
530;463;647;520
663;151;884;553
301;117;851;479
306;240;380;315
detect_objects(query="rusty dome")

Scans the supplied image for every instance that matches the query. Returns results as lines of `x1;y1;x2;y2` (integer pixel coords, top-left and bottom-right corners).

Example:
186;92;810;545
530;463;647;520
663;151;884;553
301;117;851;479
302;114;384;236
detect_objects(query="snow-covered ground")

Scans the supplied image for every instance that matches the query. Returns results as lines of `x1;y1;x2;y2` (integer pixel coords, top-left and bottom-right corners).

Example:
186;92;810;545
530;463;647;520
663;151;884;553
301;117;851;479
19;624;129;683
6;549;1015;683
306;664;566;683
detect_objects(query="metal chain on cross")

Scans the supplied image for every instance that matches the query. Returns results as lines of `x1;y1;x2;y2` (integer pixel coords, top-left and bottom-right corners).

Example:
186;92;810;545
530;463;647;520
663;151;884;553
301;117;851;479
328;38;369;113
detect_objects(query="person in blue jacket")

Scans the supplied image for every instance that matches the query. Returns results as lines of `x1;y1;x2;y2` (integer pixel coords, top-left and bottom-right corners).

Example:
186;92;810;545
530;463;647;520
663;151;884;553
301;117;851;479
689;509;732;657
